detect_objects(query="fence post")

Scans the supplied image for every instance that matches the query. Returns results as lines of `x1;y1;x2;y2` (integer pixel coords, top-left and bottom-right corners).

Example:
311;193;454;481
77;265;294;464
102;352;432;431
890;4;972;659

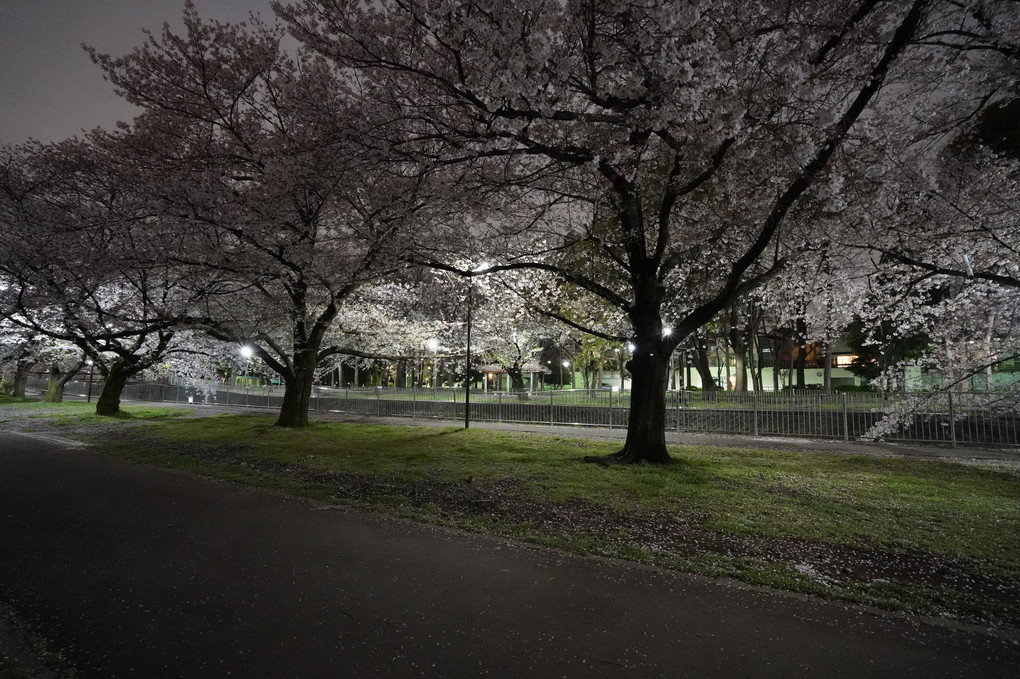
948;390;957;448
498;392;502;423
550;390;554;426
676;390;681;432
608;388;613;429
411;386;416;419
842;393;849;442
753;393;759;437
376;388;381;417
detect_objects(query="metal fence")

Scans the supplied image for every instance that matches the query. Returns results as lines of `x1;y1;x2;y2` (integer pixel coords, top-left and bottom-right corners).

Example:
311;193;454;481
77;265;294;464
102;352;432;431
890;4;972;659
35;378;1020;447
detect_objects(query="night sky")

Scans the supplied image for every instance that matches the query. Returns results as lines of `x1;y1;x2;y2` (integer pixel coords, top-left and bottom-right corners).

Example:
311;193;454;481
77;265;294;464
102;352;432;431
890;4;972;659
1;1;276;143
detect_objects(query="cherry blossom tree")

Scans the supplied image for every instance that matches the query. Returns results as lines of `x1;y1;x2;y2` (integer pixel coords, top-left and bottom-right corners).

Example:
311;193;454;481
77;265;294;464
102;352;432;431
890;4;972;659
277;0;996;463
832;36;1020;398
90;2;438;426
0;318;40;399
37;339;88;403
0;137;194;415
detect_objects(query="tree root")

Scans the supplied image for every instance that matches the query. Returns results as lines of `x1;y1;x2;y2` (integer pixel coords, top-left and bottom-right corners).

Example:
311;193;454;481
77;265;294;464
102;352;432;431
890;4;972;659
583;447;673;466
582;450;631;467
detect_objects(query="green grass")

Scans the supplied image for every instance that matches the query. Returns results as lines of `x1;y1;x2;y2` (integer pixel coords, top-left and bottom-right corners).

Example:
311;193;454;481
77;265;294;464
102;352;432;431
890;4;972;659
240;386;887;410
4;402;1019;630
0;399;189;426
0;394;37;405
117;414;1020;568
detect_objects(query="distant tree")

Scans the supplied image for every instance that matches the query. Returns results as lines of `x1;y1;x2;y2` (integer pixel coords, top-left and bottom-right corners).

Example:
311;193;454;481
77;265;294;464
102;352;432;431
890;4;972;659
0;138;192;415
0;319;40;399
90;3;437;426
844;319;930;392
839;93;1020;394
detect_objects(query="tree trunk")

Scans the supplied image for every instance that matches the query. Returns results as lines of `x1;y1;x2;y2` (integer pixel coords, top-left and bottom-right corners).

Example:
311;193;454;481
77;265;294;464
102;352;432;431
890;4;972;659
95;361;130;416
726;320;748;393
733;350;747;393
44;363;80;403
11;361;31;399
45;365;64;403
693;345;716;391
586;348;671;465
507;366;529;400
615;351;672;463
276;364;315;427
751;339;763;392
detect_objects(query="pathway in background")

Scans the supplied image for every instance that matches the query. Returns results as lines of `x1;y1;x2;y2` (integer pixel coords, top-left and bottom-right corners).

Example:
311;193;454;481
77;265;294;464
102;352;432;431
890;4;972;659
31;377;1020;448
179;401;1020;463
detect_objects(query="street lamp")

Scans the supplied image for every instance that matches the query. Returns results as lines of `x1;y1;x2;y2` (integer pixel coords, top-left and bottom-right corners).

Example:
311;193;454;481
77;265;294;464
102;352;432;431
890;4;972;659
427;338;439;388
561;359;570;388
86;360;95;403
465;262;489;428
240;346;254;403
662;327;674;390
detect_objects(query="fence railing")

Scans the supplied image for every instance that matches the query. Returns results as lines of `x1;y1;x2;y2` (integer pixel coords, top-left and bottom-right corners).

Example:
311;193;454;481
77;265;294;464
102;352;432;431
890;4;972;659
33;379;1020;447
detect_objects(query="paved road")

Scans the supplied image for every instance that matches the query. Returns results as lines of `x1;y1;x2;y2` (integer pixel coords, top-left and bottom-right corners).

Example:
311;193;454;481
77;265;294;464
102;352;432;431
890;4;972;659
1;431;1018;678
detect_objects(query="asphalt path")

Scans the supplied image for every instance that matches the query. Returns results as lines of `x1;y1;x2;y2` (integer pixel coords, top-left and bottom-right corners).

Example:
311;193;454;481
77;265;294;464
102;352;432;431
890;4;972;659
1;431;1018;678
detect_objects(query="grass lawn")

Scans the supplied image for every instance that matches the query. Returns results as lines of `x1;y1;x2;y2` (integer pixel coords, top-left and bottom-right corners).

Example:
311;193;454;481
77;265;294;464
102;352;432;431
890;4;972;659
3;399;1019;631
0;395;186;427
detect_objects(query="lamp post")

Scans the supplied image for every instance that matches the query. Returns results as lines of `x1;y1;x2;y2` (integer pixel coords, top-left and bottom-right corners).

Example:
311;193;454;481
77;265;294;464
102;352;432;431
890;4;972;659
679;346;687;390
465;262;488;429
86;360;95;403
663;326;674;391
427;338;439;388
465;280;473;428
625;342;635;392
240;346;254;404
